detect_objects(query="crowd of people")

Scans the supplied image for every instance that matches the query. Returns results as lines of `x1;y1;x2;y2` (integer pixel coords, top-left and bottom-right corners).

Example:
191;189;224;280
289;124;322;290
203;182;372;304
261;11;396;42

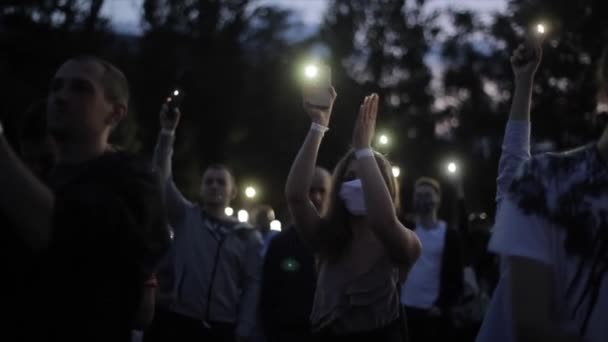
0;34;607;342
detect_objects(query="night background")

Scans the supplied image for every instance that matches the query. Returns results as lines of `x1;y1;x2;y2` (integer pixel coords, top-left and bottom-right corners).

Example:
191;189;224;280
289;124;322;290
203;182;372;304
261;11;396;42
1;0;607;224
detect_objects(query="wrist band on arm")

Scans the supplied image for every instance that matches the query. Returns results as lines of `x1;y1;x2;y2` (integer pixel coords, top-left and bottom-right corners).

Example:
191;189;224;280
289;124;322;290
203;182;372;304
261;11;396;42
160;128;175;137
310;122;329;134
355;148;375;159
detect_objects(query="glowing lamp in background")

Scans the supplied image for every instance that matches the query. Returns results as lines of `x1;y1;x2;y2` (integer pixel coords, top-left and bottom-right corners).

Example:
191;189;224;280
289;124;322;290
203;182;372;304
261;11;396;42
245;186;257;199
173;89;180;96
270;220;282;232
447;162;458;175
238;210;249;223
378;134;390;146
224;207;234;217
392;166;401;178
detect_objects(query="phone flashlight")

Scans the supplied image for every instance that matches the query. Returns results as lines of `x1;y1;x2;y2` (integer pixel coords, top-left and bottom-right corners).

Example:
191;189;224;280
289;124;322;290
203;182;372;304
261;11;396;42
304;65;319;79
166;88;183;119
302;63;332;109
536;24;546;35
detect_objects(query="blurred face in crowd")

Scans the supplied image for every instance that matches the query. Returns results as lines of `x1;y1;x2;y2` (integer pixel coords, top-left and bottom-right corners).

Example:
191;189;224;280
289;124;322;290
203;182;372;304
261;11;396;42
46;59;125;144
200;166;236;208
254;206;275;232
414;184;440;216
310;167;332;216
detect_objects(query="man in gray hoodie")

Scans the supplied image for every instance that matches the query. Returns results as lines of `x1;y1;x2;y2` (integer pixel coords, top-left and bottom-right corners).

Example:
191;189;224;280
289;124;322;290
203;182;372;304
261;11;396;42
144;104;262;342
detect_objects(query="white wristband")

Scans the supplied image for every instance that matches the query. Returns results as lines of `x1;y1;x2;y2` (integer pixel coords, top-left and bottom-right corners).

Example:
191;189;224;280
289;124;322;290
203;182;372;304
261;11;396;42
310;122;329;134
355;148;374;159
160;128;175;137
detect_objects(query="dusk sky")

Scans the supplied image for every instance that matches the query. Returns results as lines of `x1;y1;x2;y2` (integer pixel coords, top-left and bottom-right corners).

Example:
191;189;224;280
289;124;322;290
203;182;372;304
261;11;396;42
100;0;508;35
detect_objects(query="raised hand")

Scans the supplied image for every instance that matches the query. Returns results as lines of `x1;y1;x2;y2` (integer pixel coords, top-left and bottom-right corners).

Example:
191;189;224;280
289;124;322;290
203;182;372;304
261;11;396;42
160;103;181;131
353;93;379;149
303;86;337;127
511;41;542;81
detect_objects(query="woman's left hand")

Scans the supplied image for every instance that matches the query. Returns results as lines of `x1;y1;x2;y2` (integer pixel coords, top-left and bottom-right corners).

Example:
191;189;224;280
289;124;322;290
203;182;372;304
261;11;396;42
353;93;379;149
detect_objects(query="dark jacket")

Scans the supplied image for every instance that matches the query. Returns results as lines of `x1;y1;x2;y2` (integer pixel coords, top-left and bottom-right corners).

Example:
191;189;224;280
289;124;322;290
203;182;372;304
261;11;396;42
434;227;464;310
40;151;171;342
259;226;317;340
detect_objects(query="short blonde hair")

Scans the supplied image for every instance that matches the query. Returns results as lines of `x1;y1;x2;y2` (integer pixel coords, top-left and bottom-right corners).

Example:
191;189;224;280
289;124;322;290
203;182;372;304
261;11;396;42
415;177;442;197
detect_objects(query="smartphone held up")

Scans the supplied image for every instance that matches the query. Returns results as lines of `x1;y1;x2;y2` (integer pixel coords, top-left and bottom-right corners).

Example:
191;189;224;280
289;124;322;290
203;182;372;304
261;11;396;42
302;63;332;110
165;88;183;119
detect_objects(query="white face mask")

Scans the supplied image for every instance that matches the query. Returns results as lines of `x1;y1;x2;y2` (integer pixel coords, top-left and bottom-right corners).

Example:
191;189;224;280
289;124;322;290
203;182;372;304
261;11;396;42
339;179;367;216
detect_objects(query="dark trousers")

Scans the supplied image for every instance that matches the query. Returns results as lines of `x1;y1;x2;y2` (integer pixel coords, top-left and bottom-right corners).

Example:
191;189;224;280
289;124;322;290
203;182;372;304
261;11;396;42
266;329;318;342
404;306;448;342
144;308;236;342
316;318;405;342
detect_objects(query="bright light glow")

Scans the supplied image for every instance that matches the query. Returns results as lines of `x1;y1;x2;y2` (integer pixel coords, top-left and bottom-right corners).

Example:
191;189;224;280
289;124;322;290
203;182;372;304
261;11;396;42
245;186;257;199
536;23;545;34
173;89;180;96
224;207;234;217
392;166;401;178
304;65;319;79
270;220;282;232
238;210;249;223
379;134;389;145
447;162;458;174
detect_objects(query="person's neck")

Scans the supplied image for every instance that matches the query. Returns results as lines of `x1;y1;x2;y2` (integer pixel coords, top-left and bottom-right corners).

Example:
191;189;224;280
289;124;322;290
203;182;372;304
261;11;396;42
418;213;438;229
56;138;108;164
598;127;608;164
204;204;228;220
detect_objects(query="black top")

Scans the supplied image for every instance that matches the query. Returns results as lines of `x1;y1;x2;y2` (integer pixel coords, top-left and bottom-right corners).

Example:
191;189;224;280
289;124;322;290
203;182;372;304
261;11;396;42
0;214;38;341
38;151;171;342
260;226;317;336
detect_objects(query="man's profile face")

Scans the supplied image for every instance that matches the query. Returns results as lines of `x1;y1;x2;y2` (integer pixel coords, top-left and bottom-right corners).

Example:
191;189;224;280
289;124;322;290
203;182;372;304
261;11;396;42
46;60;112;142
200;167;235;208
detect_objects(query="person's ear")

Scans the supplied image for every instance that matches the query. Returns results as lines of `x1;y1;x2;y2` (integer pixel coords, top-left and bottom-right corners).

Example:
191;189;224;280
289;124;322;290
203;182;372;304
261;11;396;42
107;103;127;129
230;186;238;201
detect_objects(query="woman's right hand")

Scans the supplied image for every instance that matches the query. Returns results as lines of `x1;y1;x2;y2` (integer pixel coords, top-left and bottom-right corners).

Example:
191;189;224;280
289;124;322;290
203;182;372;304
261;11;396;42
303;86;337;127
160;103;181;131
511;41;542;81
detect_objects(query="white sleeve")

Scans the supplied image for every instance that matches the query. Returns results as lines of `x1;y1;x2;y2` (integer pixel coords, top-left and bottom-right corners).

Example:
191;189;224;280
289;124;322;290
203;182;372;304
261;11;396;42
489;196;554;266
496;120;531;205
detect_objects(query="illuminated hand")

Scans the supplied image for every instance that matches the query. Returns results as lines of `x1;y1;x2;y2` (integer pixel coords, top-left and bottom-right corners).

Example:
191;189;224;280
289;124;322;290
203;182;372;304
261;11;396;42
353;93;379;149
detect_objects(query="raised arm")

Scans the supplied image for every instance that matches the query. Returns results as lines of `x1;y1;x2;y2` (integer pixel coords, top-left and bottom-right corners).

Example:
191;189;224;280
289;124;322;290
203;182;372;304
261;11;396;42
353;94;421;268
496;41;541;204
285;87;337;247
152;104;192;228
0;123;54;251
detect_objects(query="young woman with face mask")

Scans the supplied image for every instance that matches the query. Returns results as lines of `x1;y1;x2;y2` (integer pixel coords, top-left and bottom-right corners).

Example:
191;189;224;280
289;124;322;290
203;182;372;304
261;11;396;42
285;90;422;342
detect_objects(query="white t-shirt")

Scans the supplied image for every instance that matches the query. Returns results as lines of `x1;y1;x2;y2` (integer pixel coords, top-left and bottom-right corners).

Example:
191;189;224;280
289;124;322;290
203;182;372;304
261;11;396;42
401;220;447;309
477;144;608;342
